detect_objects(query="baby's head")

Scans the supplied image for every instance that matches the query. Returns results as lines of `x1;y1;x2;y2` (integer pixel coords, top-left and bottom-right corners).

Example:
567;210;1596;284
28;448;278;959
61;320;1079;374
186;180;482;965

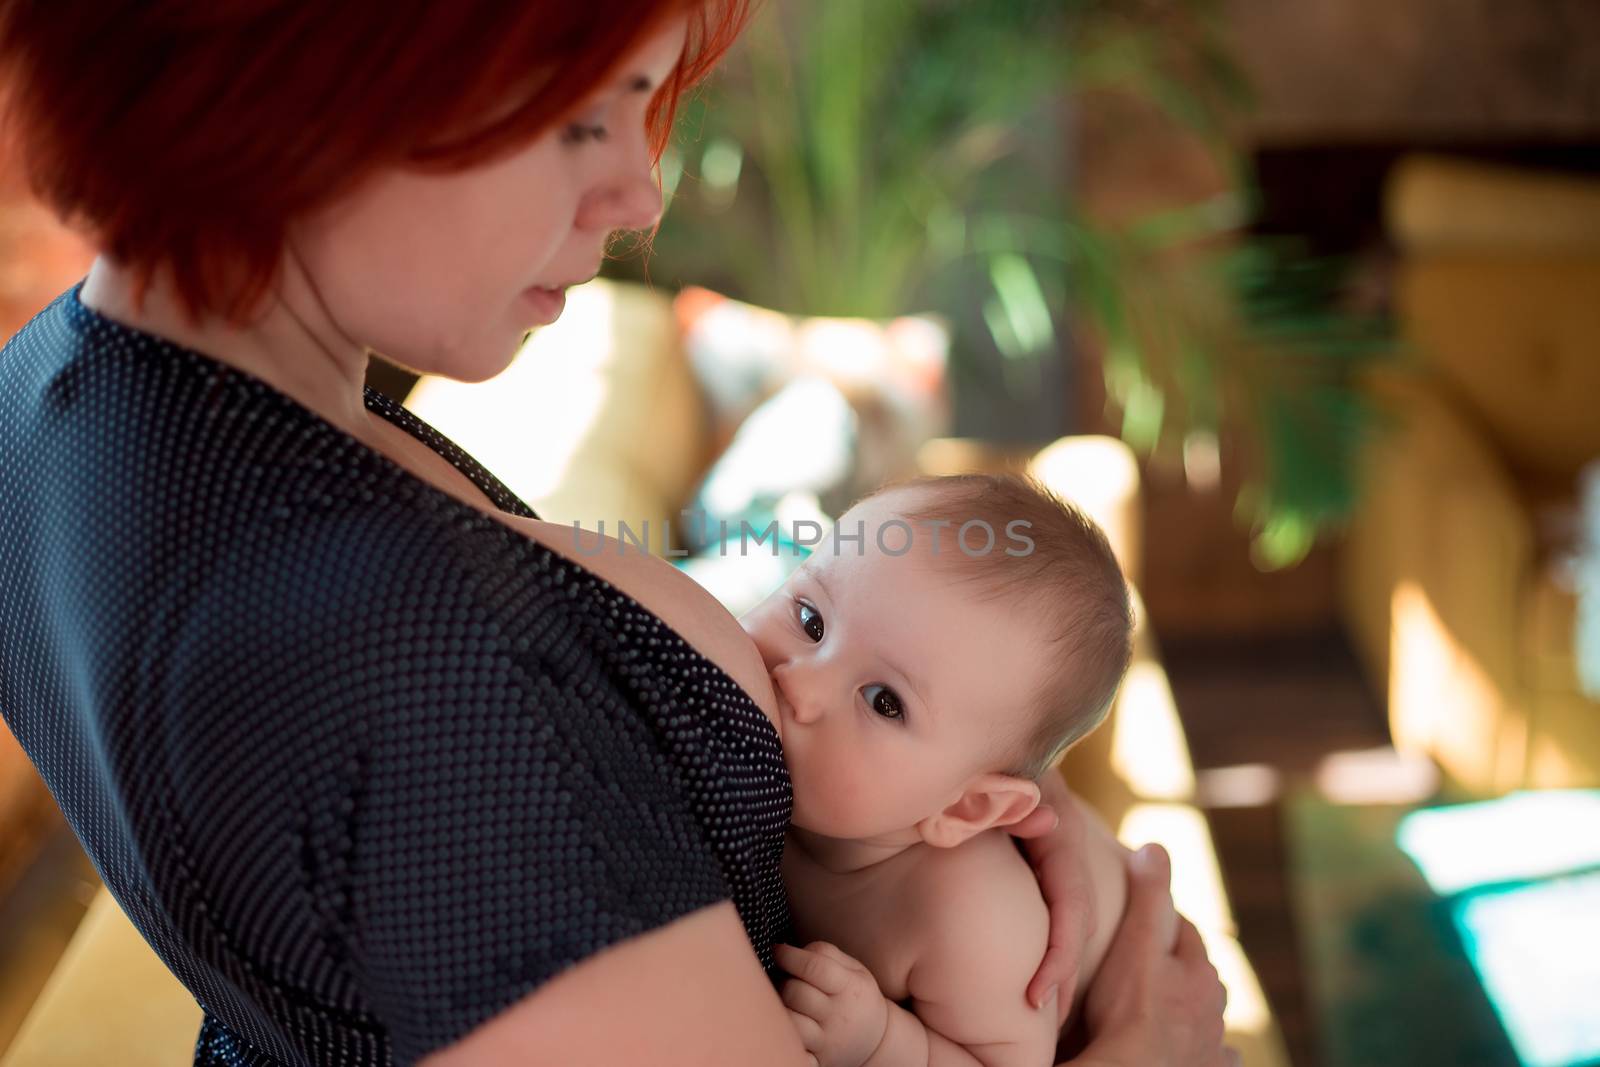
740;471;1133;849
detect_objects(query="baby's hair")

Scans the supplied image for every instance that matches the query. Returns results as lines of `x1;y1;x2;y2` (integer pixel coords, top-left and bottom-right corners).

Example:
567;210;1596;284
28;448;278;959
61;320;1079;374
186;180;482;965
860;471;1133;781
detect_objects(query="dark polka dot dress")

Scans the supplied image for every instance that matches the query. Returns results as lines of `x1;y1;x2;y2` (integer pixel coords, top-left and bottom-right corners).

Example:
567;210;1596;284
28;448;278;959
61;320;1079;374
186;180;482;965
0;283;793;1066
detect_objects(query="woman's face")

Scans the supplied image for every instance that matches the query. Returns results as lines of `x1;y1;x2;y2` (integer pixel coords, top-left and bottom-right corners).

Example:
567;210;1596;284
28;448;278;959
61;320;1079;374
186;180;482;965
287;14;689;382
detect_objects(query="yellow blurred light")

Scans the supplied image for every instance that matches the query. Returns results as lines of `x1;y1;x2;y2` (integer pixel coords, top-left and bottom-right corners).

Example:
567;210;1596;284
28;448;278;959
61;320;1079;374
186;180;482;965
1195;763;1282;808
1028;435;1142;581
1313;745;1440;806
1110;659;1196;802
1390;580;1516;791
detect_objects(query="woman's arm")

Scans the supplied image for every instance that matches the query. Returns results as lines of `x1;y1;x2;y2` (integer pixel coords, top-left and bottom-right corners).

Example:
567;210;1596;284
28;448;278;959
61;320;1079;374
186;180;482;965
423;901;813;1067
1016;785;1235;1067
419;845;1230;1067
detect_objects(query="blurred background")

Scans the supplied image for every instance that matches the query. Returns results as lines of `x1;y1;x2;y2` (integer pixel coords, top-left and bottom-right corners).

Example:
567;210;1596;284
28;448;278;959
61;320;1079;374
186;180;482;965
3;2;1598;1065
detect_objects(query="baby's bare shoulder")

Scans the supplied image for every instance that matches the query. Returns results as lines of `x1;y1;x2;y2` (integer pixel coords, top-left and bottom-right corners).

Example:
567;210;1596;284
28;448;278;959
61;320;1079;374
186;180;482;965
911;830;1046;930
903;833;1059;1062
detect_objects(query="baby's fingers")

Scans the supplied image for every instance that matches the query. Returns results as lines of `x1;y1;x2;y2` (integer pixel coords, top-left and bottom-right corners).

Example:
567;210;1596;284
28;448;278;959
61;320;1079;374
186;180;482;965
803;940;867;972
775;942;853;994
780;976;832;1022
785;1007;824;1053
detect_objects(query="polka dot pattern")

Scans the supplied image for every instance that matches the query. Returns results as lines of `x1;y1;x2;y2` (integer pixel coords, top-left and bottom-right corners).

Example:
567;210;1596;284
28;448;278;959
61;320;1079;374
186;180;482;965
0;284;793;1066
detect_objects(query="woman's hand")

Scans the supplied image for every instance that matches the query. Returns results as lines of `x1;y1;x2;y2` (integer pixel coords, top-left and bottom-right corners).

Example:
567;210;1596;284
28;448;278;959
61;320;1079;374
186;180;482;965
1065;843;1237;1067
1010;771;1097;1017
775;941;890;1067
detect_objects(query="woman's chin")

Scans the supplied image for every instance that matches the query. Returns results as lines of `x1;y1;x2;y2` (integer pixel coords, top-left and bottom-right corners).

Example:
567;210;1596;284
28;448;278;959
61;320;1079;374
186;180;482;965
382;335;522;386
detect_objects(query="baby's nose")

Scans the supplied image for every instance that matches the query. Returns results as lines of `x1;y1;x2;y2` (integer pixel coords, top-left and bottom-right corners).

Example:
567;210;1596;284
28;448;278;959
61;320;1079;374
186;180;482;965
773;667;824;726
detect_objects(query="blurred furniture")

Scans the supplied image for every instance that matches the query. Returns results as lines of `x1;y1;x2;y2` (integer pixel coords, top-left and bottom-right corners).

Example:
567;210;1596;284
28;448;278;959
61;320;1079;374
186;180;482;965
0;737;55;914
2;279;1286;1067
0;163;96;1050
1341;154;1600;796
1;888;202;1067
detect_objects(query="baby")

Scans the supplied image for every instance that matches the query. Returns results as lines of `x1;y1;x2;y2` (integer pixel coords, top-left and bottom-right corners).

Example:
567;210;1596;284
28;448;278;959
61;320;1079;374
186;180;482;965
738;471;1137;1067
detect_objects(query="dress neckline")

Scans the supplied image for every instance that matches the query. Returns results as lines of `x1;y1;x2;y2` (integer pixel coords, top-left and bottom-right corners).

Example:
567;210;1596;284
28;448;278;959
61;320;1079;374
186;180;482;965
64;280;538;521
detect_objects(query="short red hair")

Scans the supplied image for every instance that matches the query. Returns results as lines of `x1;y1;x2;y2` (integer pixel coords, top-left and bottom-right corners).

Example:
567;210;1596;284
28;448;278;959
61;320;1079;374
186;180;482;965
0;1;755;323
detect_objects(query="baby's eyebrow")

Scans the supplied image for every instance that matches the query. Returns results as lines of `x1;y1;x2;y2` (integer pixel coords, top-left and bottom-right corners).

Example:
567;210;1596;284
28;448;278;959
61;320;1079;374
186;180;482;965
801;564;831;599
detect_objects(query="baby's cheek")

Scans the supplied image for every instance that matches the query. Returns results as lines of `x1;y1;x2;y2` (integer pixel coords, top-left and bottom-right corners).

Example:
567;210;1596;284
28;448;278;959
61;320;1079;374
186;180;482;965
793;756;871;834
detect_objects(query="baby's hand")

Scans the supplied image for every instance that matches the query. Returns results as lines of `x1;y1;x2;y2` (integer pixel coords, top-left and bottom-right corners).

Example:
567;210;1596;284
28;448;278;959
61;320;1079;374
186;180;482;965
775;941;890;1067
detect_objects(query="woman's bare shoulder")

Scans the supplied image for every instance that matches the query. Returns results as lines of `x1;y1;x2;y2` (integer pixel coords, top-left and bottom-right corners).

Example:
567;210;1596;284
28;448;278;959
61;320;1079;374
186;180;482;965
505;515;779;727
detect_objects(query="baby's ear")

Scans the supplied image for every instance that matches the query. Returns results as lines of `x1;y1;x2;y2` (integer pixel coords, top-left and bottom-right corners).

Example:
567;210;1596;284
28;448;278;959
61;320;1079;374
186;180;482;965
915;774;1042;849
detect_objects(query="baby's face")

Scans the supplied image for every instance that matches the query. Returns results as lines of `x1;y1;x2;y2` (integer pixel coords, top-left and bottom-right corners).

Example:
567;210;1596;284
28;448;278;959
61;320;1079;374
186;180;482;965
739;490;1047;842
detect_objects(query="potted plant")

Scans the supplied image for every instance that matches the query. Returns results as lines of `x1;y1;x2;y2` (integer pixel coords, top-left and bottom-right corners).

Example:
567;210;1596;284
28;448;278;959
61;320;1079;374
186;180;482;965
609;0;1389;568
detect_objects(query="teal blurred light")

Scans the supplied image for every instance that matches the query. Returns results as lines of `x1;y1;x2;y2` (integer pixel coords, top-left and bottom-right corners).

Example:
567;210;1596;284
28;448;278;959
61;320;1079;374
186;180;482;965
1452;873;1600;1067
1397;791;1600;895
1397;790;1600;1067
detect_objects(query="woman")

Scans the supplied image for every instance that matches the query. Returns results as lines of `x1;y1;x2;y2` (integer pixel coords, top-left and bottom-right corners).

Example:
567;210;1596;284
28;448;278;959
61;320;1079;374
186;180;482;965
0;2;1231;1065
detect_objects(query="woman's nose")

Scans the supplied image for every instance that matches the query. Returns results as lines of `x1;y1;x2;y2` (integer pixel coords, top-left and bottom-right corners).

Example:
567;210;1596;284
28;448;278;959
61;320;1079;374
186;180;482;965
620;172;665;232
576;133;665;235
574;175;662;235
591;170;663;234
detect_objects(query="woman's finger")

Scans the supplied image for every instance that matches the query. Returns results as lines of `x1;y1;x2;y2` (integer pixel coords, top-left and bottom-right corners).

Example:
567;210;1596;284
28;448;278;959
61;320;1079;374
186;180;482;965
1024;874;1092;1011
1112;843;1178;961
1172;917;1228;1019
1008;802;1061;839
1173;915;1205;960
1018;776;1095;1011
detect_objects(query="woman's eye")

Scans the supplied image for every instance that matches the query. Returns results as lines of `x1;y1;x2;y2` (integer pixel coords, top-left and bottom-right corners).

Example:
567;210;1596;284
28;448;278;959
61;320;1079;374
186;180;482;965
864;684;905;721
796;601;824;642
561;122;609;146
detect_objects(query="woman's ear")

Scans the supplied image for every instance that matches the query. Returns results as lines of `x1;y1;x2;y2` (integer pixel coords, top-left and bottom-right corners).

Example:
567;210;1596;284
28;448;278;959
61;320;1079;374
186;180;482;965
915;774;1042;849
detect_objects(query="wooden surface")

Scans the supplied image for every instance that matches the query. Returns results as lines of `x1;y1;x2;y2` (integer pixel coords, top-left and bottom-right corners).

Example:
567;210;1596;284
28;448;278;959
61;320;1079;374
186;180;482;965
1220;0;1600;143
1164;624;1396;1067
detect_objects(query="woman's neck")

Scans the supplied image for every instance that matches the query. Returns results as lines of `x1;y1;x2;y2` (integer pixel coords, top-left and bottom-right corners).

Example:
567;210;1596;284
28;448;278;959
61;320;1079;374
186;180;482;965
78;254;377;442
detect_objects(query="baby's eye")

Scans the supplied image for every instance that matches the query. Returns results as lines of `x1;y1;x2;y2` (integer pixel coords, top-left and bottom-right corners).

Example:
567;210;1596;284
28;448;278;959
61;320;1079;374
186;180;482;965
796;600;824;642
863;684;905;721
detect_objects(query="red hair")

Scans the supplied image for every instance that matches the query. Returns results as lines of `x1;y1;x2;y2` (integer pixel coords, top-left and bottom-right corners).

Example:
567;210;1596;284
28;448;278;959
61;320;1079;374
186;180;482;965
0;1;756;323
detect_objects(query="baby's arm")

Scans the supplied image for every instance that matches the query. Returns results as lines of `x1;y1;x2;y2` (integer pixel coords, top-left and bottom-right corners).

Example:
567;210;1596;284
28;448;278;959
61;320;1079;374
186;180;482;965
779;830;1131;1067
777;916;1055;1067
890;826;1130;1067
895;845;1069;1067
